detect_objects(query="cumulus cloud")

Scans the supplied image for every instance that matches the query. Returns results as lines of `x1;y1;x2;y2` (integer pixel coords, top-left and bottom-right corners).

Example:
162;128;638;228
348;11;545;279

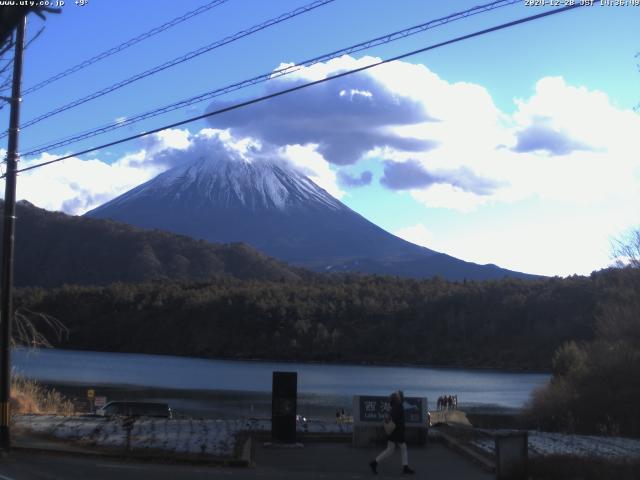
380;159;501;196
394;223;434;249
337;170;372;187
7;56;639;275
12;128;345;215
139;128;192;158
201;55;517;210
206;56;438;165
512;123;592;155
380;160;436;190
16;153;162;215
351;70;640;217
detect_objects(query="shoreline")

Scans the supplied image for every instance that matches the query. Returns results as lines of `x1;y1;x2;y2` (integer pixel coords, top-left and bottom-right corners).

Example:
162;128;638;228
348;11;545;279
15;348;548;416
43;382;524;422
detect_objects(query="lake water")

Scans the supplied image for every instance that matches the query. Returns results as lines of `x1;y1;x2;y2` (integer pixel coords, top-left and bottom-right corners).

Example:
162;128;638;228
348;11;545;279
12;348;549;415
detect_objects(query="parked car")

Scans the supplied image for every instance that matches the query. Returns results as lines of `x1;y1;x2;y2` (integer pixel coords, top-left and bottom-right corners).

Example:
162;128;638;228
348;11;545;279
97;401;172;418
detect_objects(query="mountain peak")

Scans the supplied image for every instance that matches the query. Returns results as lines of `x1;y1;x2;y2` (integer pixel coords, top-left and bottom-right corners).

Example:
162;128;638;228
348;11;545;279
86;152;534;280
97;155;343;214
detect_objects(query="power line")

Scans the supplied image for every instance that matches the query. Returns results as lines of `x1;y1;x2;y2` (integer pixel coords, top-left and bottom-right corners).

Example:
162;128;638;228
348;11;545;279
8;3;584;178
0;26;44;109
0;0;337;140
2;0;230;97
21;0;520;158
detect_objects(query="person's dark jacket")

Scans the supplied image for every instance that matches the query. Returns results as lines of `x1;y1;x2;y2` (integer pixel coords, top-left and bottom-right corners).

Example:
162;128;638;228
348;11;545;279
388;401;405;443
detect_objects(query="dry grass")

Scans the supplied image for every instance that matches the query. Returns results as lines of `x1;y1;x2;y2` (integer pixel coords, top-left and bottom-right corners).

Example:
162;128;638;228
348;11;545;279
10;375;74;416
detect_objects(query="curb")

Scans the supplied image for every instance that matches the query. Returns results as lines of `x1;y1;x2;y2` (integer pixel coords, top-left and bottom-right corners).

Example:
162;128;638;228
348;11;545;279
251;431;351;443
12;435;251;467
12;443;250;467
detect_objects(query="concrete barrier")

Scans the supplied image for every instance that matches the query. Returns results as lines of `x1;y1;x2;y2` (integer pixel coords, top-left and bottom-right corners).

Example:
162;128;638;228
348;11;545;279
495;431;528;480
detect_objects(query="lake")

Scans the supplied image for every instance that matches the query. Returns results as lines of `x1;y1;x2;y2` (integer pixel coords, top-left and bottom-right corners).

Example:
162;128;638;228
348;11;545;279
12;348;549;418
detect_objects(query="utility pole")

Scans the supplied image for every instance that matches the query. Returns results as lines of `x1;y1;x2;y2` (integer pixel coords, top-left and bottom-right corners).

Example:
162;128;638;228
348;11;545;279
0;14;26;453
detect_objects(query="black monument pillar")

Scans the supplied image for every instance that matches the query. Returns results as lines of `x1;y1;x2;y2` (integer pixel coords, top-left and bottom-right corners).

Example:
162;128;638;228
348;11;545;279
271;371;297;443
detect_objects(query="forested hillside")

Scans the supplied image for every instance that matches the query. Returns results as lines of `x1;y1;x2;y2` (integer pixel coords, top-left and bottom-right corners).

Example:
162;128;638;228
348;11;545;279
16;267;636;370
4;201;303;286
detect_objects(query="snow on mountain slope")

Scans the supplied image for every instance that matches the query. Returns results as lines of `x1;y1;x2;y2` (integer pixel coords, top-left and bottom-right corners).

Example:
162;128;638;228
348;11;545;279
86;153;533;280
99;155;343;213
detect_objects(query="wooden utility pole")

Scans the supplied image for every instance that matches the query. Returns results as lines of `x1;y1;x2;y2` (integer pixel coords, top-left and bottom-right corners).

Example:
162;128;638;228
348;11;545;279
0;13;26;453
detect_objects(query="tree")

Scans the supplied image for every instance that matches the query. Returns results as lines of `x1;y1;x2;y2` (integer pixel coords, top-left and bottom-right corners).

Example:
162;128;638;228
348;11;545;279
612;227;640;268
13;308;67;348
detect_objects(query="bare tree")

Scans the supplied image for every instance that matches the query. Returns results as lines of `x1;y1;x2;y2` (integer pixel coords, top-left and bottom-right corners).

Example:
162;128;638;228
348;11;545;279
12;307;68;348
612;228;640;268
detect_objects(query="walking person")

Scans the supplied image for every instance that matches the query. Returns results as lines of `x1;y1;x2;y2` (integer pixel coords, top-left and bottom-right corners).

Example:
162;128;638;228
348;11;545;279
369;391;415;475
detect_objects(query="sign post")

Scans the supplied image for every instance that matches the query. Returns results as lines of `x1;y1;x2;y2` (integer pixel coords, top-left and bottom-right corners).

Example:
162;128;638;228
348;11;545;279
87;389;95;413
94;396;107;410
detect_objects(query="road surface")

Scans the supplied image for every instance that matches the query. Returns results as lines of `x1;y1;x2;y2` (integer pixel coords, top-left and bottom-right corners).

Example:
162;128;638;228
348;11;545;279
0;442;493;479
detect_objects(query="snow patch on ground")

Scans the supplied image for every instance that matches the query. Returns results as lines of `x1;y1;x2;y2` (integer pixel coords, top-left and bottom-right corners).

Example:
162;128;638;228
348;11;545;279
14;415;245;457
471;430;640;460
17;415;640;461
14;415;353;458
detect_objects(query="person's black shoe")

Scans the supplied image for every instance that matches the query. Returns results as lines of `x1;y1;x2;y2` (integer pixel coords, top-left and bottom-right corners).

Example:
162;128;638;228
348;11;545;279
402;465;415;474
369;460;378;474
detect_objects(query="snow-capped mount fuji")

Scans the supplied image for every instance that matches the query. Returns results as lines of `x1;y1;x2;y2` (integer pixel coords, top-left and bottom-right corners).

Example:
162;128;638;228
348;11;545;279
86;155;532;280
118;155;345;213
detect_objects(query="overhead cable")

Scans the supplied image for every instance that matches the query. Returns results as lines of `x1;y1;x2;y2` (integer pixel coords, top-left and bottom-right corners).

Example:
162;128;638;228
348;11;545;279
1;0;337;139
4;0;230;96
22;0;520;157
9;3;584;178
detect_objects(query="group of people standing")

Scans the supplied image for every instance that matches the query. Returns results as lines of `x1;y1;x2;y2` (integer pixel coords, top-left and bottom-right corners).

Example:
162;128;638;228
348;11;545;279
436;394;457;410
335;408;348;423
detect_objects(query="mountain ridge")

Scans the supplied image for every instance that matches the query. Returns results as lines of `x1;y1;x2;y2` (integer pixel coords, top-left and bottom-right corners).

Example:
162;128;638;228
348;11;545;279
3;200;303;287
86;154;536;281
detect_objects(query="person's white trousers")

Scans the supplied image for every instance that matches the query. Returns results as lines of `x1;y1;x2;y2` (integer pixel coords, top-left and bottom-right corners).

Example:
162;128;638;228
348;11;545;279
375;441;408;466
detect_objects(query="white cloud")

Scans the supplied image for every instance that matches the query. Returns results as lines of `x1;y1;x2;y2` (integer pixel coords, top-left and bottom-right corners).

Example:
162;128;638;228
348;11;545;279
141;128;191;154
13;128;200;215
428;213;628;277
10;128;345;215
16;153;161;214
280;144;344;199
290;59;639;220
206;55;435;166
394;223;434;249
410;185;489;213
6;56;639;276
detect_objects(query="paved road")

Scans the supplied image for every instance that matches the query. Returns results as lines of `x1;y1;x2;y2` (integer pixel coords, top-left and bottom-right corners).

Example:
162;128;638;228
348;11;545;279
0;442;493;479
253;441;493;479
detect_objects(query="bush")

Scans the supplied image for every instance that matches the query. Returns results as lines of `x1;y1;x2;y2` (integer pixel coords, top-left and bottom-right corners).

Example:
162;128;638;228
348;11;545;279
10;376;74;415
523;289;640;437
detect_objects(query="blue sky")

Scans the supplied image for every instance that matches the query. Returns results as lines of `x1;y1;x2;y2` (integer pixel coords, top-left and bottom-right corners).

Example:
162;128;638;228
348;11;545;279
2;0;639;276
